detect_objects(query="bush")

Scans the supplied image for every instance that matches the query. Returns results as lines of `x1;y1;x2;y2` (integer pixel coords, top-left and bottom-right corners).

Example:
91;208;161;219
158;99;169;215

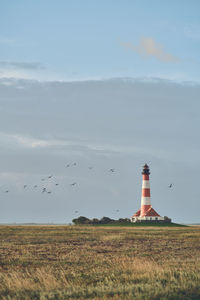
99;217;115;224
118;218;131;223
89;218;99;225
72;216;90;225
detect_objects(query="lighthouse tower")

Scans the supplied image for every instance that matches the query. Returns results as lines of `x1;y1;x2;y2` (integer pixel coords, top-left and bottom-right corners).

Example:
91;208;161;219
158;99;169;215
131;164;166;222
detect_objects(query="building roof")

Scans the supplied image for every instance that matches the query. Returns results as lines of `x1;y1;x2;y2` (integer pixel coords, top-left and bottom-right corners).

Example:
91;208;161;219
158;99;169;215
143;207;160;217
132;209;141;217
132;206;161;218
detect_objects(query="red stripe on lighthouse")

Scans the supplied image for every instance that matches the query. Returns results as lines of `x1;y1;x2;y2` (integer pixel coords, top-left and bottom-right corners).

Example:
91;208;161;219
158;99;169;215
142;189;150;197
143;174;149;180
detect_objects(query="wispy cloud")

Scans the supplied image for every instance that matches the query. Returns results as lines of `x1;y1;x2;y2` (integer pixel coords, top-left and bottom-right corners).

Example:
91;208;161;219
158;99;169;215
0;61;44;70
0;61;49;81
14;135;50;148
120;37;179;63
0;132;184;162
13;134;121;154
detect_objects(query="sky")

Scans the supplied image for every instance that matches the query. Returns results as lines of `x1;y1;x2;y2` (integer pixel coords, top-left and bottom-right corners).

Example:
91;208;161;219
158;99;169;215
0;1;200;224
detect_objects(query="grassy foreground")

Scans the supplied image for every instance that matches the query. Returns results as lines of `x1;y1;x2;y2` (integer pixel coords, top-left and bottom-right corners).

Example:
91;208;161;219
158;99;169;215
0;225;200;299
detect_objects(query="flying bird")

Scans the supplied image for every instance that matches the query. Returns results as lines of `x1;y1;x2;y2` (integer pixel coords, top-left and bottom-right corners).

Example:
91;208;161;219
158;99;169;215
24;185;27;189
5;190;9;193
42;188;47;193
70;182;77;186
74;210;79;213
109;168;115;172
73;162;77;166
168;184;173;188
47;191;52;194
66;164;70;168
55;183;59;186
48;175;53;179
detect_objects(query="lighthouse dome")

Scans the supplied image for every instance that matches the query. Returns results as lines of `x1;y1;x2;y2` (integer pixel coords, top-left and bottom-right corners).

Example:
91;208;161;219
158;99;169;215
142;163;150;175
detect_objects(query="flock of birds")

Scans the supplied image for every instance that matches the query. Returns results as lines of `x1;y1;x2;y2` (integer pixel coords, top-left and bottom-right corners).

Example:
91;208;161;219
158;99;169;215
2;163;174;216
1;162;173;194
2;162;117;195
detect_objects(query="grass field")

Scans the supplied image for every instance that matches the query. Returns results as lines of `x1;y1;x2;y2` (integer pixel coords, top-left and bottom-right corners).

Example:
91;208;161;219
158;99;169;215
0;225;200;299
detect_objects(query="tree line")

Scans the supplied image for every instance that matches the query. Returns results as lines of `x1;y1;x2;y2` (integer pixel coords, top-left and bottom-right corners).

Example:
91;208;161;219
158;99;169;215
72;216;131;225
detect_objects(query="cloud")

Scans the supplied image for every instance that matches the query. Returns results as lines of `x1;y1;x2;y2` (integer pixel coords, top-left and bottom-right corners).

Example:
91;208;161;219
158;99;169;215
8;133;124;154
0;61;49;81
0;130;192;164
0;131;115;153
0;131;165;160
0;61;44;70
120;37;179;63
14;135;50;148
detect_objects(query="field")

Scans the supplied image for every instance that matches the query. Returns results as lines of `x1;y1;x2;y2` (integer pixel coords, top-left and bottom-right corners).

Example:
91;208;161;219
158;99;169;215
0;225;200;299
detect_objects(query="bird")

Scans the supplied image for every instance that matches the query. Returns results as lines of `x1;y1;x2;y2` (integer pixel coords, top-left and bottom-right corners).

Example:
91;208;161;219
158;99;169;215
70;182;77;186
66;164;70;168
47;191;52;194
55;183;59;186
41;178;45;181
74;210;78;213
73;162;77;166
88;166;93;170
5;190;9;193
24;185;27;189
168;184;173;188
109;168;115;172
42;188;47;193
48;175;53;179
116;209;119;212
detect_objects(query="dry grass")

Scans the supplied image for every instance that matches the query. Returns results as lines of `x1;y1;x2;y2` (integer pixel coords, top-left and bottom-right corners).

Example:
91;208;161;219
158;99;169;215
0;225;200;299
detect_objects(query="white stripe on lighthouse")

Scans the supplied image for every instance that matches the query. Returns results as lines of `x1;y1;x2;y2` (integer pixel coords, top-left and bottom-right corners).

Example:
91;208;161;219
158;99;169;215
142;180;150;189
141;197;151;205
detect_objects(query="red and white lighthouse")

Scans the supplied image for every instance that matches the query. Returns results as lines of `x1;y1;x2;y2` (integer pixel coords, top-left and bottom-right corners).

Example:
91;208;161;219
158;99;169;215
131;164;165;222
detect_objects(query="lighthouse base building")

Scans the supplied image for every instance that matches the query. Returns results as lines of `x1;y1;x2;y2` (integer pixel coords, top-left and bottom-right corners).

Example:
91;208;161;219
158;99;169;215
131;164;171;223
131;208;166;223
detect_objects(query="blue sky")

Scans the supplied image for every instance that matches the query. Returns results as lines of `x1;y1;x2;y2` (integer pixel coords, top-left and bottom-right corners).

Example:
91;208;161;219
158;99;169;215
0;1;200;224
0;0;200;81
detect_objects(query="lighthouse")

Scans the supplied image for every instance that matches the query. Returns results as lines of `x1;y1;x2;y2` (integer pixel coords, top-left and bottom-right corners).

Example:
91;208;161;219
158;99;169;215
131;164;169;223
